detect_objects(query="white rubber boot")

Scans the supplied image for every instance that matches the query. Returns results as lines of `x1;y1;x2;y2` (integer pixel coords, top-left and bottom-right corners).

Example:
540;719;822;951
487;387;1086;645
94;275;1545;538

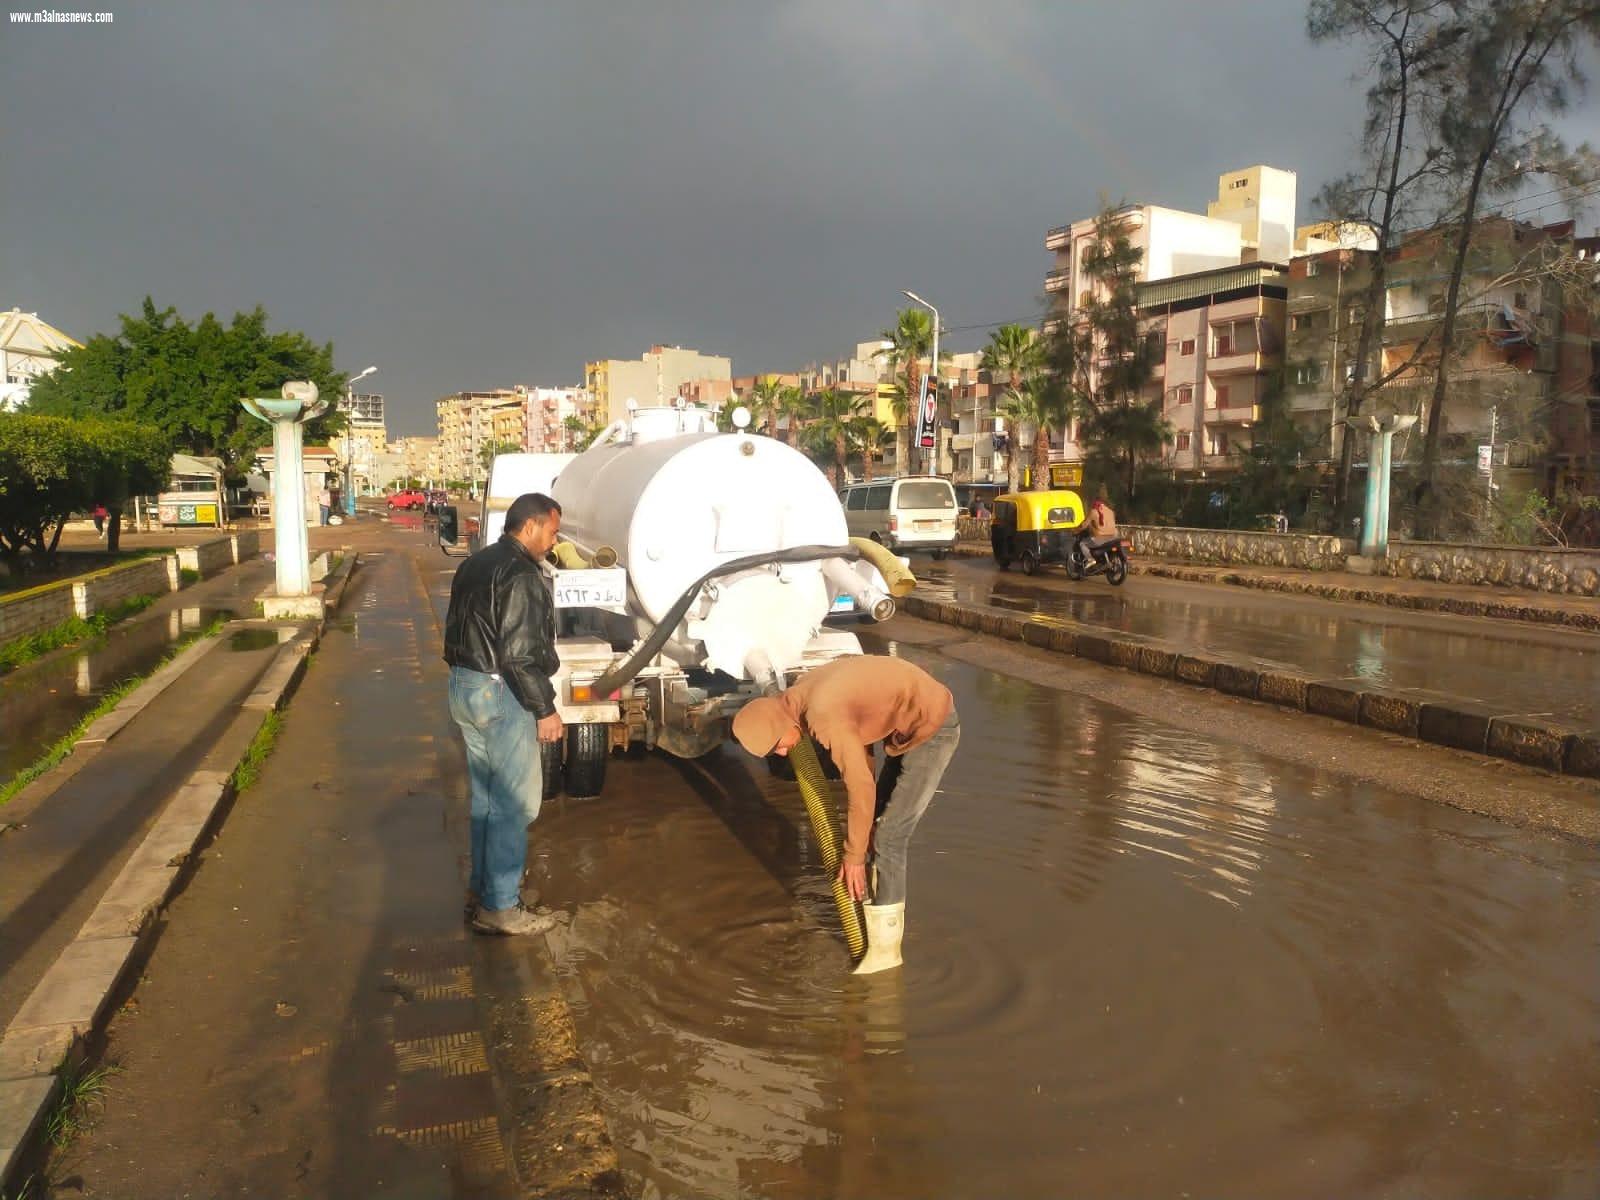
853;903;905;975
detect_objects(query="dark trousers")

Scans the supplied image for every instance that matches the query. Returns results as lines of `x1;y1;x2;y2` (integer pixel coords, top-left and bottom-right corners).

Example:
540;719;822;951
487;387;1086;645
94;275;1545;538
869;710;960;905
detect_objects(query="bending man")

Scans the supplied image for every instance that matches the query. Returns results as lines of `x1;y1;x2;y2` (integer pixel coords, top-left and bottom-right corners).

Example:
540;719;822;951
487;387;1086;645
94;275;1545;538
443;492;564;936
733;655;959;974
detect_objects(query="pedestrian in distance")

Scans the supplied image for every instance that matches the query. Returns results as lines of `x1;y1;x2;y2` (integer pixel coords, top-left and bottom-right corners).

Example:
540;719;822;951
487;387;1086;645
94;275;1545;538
443;492;565;936
317;485;332;526
733;655;959;974
92;503;107;538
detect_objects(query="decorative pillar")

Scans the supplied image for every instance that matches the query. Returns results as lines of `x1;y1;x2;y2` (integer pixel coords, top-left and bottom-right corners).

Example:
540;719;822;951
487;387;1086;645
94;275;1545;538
242;382;328;599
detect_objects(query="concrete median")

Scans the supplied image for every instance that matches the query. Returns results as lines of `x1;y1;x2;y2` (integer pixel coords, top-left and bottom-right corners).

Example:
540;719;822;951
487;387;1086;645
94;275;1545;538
901;592;1600;781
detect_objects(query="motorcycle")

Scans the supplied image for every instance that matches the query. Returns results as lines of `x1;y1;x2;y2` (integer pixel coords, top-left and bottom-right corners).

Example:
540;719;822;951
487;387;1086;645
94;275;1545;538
1065;535;1129;586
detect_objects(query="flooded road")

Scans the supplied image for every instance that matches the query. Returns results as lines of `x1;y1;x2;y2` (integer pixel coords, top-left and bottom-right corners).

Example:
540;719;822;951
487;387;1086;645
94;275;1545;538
531;638;1600;1199
918;559;1600;728
0;605;223;783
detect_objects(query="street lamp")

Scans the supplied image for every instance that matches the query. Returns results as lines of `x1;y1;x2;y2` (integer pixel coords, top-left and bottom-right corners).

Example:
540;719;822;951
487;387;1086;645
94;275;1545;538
901;290;940;476
1348;411;1418;556
344;365;377;516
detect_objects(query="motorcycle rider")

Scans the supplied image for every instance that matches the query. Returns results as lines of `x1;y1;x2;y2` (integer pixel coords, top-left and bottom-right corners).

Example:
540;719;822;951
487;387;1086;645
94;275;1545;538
1073;496;1119;567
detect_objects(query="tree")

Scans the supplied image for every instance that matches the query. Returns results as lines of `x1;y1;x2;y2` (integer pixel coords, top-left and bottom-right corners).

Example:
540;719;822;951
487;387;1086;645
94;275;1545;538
776;385;811;446
880;307;938;474
997;377;1071;492
981;324;1045;491
1308;0;1459;521
1071;206;1168;507
26;298;346;480
0;414;171;571
562;414;607;450
847;414;890;481
799;389;868;488
478;439;522;471
745;376;788;439
1414;0;1600;533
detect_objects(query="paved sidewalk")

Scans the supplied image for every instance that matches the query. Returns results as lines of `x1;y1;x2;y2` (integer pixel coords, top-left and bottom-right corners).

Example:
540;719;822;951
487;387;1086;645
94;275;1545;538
45;540;620;1198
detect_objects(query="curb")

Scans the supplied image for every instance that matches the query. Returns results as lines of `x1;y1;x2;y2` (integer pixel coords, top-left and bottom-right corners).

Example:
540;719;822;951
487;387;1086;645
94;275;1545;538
947;541;1598;631
0;610;334;1188
898;593;1600;781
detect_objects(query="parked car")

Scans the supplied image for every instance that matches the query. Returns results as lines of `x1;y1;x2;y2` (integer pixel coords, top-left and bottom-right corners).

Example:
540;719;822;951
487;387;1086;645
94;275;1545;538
386;488;427;511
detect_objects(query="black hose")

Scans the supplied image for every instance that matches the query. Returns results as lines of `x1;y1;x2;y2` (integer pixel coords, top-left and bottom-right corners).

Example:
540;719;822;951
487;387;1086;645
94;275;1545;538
589;544;860;696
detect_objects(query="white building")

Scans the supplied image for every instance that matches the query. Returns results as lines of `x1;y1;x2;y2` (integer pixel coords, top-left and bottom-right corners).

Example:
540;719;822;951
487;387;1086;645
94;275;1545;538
0;308;81;411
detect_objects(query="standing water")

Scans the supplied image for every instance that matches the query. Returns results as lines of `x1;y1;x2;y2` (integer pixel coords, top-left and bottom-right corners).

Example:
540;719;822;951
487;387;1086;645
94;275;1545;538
531;646;1600;1199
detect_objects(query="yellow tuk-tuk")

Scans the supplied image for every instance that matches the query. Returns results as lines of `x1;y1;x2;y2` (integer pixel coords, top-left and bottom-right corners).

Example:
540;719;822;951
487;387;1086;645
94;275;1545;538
990;490;1085;575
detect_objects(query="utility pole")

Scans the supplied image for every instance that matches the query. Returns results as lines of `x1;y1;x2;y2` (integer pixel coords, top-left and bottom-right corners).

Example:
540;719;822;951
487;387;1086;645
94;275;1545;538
902;289;940;476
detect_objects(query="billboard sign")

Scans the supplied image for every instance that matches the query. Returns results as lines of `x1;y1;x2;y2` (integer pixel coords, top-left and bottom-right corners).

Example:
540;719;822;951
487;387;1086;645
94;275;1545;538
914;377;938;450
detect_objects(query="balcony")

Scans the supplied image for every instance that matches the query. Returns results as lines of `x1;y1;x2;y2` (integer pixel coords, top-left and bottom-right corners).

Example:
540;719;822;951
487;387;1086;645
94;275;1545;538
1207;403;1261;426
1045;224;1071;250
1045;268;1070;293
1206;347;1265;375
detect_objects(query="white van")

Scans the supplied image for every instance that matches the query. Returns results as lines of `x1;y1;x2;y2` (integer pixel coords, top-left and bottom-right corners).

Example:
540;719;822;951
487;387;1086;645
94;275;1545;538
839;476;958;558
476;452;577;549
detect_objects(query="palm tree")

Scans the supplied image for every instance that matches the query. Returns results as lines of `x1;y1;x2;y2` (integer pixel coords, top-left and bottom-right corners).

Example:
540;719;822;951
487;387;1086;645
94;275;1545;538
998;375;1071;492
879;307;937;474
776;384;810;446
799;388;867;488
747;376;786;438
847;414;890;481
981;324;1042;492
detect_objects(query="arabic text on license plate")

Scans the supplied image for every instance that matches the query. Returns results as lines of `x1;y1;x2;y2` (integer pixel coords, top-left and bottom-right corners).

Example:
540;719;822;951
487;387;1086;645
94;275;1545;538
915;519;938;530
831;594;855;613
552;567;627;609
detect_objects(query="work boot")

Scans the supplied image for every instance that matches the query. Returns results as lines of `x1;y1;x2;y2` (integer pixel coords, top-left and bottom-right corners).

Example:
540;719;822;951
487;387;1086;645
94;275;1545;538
472;903;557;937
852;902;905;975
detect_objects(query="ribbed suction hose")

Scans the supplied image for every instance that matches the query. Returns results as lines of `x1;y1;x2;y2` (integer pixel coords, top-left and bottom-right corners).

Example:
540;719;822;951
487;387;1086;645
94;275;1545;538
787;735;865;959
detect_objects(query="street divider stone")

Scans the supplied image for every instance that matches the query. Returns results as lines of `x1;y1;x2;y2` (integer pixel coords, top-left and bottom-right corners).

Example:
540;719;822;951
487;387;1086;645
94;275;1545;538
1136;643;1180;678
1306;679;1364;724
1418;701;1495;754
1213;662;1262;699
1565;733;1600;779
1175;654;1220;688
1258;670;1312;711
1074;632;1114;664
1487;715;1573;772
1358;689;1424;737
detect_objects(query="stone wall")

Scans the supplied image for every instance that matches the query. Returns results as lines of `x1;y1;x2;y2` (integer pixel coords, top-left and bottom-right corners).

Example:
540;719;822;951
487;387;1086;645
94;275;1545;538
0;556;179;648
1378;541;1600;595
231;529;260;563
177;537;233;579
1123;526;1352;571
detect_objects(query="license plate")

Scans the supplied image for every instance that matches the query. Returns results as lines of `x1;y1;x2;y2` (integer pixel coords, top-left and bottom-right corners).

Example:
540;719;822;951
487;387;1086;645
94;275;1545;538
914;519;938;530
552;567;627;609
831;594;855;613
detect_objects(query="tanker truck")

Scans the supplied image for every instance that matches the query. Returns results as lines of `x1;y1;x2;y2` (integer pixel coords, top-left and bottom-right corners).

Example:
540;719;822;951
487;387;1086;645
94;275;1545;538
539;403;911;798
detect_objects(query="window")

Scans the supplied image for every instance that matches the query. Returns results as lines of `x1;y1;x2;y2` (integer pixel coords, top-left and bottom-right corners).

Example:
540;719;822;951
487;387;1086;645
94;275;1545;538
1213;384;1229;409
1294;363;1326;386
895;481;954;509
1207;431;1229;456
845;488;868;511
1180;338;1195;356
1214;329;1233;356
865;484;891;509
1144;329;1165;359
1291;311;1324;333
1345;306;1364;329
1176;432;1191;452
1176;384;1194;405
1306;259;1322;277
1513;292;1529;310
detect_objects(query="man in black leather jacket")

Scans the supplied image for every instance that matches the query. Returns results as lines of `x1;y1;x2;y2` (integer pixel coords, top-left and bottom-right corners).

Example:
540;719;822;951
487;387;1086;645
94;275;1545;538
443;492;564;935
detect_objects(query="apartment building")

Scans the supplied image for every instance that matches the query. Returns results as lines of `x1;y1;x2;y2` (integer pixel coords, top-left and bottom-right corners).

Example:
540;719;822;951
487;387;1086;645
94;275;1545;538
518;386;585;453
1139;264;1289;473
436;389;522;483
1283;247;1382;462
389;436;440;484
585;346;732;424
0;307;80;411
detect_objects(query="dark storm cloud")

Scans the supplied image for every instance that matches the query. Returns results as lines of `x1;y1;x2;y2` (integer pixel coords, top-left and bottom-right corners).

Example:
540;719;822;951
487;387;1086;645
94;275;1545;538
3;1;1596;435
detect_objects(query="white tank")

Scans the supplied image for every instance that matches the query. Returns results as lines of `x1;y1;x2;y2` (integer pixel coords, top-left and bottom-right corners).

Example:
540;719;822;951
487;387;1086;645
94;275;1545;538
552;415;851;680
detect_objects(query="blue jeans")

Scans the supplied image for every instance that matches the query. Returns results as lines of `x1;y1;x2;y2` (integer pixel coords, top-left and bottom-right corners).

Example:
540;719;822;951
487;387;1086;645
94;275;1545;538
870;710;960;905
448;666;544;912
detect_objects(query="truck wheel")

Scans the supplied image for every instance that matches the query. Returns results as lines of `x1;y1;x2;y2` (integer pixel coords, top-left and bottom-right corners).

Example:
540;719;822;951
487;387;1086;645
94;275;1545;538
1021;550;1040;576
540;734;563;800
564;724;609;799
931;549;948;561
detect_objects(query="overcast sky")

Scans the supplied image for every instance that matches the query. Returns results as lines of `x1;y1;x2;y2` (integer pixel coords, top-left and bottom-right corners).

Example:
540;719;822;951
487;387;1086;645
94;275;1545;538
5;1;1598;436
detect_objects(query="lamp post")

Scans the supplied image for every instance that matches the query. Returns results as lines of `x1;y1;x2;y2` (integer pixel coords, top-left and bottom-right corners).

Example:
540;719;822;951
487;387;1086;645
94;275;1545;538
902;289;939;476
344;365;377;517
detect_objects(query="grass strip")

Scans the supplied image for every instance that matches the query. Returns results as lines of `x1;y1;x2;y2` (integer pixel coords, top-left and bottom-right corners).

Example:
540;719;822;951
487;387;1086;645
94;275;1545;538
0;593;160;675
232;710;283;794
0;616;225;808
43;1060;117;1148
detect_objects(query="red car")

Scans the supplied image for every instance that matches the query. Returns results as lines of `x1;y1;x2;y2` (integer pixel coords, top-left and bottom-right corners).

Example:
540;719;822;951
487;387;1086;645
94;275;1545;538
386;488;427;511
